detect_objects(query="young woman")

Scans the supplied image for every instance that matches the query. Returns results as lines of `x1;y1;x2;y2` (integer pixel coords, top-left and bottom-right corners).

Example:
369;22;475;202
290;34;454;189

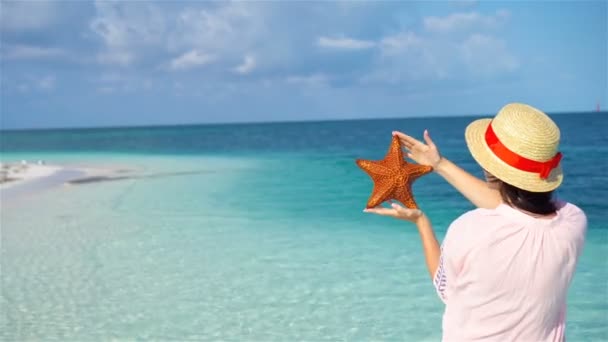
364;103;587;341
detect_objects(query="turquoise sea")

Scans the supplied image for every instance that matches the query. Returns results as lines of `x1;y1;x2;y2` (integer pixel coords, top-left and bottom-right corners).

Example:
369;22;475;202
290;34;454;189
1;113;607;341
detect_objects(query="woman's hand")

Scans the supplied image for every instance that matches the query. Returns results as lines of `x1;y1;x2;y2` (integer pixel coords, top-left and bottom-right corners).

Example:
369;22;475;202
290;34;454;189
393;129;502;209
392;130;443;169
363;200;425;223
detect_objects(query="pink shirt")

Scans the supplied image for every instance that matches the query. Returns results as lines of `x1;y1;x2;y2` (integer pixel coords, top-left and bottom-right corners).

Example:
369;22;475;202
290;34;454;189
434;201;587;342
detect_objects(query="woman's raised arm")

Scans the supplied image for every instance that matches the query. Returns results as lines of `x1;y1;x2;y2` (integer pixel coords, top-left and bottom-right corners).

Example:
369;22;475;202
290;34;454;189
392;130;502;209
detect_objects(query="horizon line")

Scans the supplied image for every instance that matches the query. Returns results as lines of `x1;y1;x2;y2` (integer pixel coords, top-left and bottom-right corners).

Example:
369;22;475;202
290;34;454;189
1;109;605;133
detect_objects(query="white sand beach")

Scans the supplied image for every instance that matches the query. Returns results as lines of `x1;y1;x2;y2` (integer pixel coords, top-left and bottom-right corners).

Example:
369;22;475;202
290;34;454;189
0;162;63;189
0;160;139;193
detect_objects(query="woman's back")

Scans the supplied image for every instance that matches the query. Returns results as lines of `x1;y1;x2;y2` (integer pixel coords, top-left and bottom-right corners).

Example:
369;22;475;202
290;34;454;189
436;201;587;341
368;103;587;340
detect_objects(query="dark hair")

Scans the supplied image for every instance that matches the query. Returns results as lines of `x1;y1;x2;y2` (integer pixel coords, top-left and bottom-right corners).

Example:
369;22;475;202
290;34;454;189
498;181;557;215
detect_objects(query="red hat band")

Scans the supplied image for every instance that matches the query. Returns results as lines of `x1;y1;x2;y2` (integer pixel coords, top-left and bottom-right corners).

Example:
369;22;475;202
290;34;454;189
485;123;562;180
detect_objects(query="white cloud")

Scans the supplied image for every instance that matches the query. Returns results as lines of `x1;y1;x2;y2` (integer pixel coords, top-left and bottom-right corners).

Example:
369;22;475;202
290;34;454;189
90;1;166;48
424;10;509;33
142;79;153;90
233;55;256;74
166;2;270;73
97;86;115;94
90;0;167;65
449;0;479;8
362;31;452;83
169;3;263;53
364;28;517;84
98;72;127;83
97;51;134;66
38;76;55;90
317;36;376;50
286;73;328;86
168;50;215;71
379;32;423;56
0;1;56;31
89;1;265;68
355;8;518;85
84;3;517;89
2;45;65;60
11;75;56;92
93;72;154;93
461;33;519;75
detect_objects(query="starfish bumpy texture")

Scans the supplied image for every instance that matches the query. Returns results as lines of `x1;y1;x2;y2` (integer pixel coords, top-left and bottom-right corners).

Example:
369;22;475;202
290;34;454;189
356;136;433;209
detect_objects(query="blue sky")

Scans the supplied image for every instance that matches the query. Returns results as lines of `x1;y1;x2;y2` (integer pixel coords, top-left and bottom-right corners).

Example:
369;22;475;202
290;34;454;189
1;0;606;129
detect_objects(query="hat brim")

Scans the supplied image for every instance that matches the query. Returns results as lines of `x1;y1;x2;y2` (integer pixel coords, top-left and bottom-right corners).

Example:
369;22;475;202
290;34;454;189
465;118;563;192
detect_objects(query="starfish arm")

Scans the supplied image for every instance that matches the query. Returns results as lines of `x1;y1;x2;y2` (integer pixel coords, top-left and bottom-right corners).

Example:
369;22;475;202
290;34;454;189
404;164;434;181
383;136;406;166
356;159;393;176
366;179;395;208
393;184;418;209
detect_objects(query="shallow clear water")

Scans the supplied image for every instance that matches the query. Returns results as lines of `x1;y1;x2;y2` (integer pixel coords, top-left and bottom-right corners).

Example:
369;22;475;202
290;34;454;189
1;113;607;340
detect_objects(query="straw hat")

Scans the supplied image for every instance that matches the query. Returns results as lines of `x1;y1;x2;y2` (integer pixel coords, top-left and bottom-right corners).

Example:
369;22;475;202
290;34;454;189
465;103;563;192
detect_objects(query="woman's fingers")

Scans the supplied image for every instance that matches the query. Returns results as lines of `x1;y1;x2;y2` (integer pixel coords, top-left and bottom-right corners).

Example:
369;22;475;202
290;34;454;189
392;132;417;146
390;203;423;218
385;199;394;207
393;131;432;154
364;202;423;222
423;129;436;149
392;131;419;148
363;207;395;216
390;202;409;214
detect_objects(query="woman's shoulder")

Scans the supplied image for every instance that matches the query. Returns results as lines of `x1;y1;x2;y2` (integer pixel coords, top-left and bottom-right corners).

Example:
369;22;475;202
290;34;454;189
447;204;539;236
555;200;586;220
453;206;503;224
442;208;502;250
447;207;502;233
555;200;588;232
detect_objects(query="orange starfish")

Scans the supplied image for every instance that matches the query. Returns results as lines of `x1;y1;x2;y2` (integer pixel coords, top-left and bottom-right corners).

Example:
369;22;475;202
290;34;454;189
356;136;433;209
